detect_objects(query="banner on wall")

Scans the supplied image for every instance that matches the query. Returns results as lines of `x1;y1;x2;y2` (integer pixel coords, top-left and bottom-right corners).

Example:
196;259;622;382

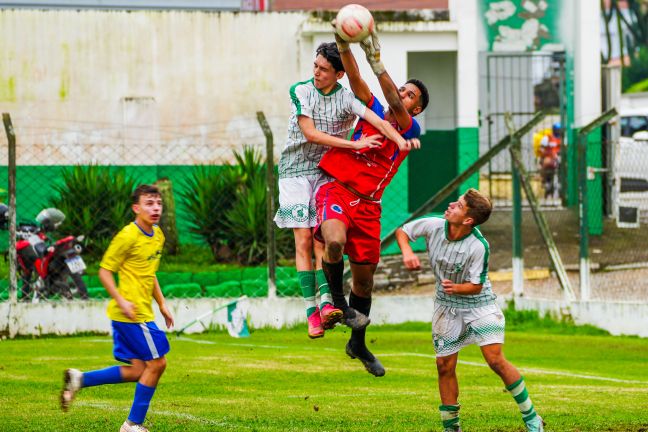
480;0;564;52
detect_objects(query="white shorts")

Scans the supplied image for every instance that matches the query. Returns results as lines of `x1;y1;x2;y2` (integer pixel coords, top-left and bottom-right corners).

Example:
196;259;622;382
432;303;505;357
274;173;331;228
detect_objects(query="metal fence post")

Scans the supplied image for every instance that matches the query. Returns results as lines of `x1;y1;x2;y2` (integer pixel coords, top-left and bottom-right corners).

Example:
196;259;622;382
2;113;17;305
577;108;618;301
505;114;524;298
256;111;276;298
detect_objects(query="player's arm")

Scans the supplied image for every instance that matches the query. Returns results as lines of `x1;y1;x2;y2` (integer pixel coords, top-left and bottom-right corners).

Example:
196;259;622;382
440;280;483;295
335;33;372;105
298;115;381;150
360;32;412;130
98;267;136;320
362;108;420;151
395;227;421;270
152;276;174;329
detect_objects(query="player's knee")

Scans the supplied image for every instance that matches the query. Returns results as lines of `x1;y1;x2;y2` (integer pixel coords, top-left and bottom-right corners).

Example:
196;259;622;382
326;240;344;260
147;357;167;375
436;358;455;377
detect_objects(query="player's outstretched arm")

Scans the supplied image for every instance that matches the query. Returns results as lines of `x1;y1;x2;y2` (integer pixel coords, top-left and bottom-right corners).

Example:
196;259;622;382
360;32;412;130
334;31;372;105
153;276;174;329
298;115;381;150
362;108;419;151
396;228;421;270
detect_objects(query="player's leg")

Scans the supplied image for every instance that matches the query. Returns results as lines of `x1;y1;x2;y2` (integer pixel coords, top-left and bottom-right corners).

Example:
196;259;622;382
345;261;385;376
60;322;148;412
480;344;544;431
121;322;171;432
314;237;342;329
436;353;462;432
293;228;323;338
275;176;323;338
473;305;544;431
316;182;367;329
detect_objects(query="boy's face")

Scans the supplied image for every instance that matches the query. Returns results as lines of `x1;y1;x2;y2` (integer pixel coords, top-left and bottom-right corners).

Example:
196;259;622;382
133;193;163;225
399;83;422;116
313;55;344;92
444;196;474;227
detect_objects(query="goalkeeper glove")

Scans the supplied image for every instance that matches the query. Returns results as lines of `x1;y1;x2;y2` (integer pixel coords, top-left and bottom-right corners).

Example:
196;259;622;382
360;32;385;76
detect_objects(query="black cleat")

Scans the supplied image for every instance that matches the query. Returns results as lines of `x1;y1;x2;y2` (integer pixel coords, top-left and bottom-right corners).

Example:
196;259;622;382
342;307;370;330
345;341;385;377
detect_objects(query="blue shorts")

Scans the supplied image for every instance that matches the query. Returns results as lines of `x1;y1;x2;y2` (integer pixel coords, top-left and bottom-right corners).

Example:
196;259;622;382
112;321;170;364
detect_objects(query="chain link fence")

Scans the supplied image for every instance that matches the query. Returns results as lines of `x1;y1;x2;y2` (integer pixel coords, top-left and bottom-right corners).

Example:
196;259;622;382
0;111;302;302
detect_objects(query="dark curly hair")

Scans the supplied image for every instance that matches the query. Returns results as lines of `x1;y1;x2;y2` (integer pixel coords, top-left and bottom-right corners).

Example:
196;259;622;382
316;42;344;73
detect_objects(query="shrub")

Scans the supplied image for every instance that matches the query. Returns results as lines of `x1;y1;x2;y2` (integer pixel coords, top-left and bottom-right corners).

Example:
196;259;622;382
50;165;136;259
179;164;239;261
182;146;293;265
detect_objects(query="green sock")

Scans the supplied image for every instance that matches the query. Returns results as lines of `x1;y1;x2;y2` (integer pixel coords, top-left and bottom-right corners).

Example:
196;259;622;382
439;404;460;431
315;269;332;308
506;377;538;423
298;270;317;317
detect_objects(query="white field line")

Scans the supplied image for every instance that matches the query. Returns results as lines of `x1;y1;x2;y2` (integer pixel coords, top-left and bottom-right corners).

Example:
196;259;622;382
76;401;249;428
176;336;648;385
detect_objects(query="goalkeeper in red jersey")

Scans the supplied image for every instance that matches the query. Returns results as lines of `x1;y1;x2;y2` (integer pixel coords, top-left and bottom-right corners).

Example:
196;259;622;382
316;26;429;377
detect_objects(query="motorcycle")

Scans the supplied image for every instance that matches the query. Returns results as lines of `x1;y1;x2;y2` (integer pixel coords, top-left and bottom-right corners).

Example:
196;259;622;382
0;204;88;301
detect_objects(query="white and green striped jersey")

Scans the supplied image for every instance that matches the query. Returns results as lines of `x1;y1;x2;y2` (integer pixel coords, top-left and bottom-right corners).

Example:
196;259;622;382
278;78;366;178
402;217;496;308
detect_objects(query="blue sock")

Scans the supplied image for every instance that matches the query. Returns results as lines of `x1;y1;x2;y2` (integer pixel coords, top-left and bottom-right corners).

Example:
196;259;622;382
82;366;123;388
128;383;156;425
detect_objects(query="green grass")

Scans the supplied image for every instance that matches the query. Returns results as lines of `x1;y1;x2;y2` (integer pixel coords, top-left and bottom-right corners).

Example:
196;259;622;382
1;323;647;431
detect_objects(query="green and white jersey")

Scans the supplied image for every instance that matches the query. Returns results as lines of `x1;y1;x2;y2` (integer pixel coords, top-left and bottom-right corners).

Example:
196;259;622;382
278;78;366;178
402;217;496;308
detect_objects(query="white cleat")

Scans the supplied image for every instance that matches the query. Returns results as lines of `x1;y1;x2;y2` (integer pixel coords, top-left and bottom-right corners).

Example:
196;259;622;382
120;421;150;432
60;368;83;412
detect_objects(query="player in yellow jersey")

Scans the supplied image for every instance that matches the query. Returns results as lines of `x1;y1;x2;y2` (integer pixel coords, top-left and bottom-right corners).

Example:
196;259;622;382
60;184;174;432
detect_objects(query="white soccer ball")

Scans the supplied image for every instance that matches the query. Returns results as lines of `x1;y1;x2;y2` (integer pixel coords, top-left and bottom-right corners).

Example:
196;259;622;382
335;4;375;43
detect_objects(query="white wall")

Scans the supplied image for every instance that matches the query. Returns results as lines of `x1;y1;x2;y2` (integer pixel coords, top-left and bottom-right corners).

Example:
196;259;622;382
2;296;648;338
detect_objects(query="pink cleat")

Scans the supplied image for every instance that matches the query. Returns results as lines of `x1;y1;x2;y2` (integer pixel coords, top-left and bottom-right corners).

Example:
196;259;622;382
320;304;343;330
308;307;325;339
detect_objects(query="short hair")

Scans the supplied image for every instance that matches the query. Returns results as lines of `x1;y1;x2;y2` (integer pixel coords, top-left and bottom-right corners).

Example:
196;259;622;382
316;42;344;73
463;188;492;227
406;78;429;113
132;184;161;205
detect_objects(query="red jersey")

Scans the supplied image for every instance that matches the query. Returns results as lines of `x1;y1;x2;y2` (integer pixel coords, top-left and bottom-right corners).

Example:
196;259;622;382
318;95;421;200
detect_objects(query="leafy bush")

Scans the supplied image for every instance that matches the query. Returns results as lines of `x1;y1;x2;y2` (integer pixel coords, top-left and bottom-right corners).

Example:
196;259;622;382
179;164;239;261
182;146;293;265
50;165;136;259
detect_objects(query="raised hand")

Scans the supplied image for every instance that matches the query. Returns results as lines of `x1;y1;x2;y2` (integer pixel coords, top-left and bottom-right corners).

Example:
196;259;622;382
360;32;385;76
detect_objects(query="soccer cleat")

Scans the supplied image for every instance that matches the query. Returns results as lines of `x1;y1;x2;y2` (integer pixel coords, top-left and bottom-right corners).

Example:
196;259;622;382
120;421;150;432
342;307;370;330
320;304;343;329
443;428;462;432
307;307;325;339
345;341;385;377
525;415;545;432
60;368;83;412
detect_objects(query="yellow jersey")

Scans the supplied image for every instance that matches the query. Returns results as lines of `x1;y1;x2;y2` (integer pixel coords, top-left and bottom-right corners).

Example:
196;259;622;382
100;222;165;323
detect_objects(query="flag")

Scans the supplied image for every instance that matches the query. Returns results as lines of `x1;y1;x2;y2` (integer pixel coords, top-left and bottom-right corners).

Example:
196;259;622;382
226;300;250;338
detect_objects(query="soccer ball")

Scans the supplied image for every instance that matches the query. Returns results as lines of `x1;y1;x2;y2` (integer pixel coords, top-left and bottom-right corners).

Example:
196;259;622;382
335;4;374;43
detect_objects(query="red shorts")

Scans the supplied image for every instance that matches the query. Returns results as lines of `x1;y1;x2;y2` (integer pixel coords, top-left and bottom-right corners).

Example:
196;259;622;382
315;181;382;264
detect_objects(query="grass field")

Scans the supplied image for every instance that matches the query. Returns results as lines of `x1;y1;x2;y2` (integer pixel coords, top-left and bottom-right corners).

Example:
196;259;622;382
1;322;648;432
